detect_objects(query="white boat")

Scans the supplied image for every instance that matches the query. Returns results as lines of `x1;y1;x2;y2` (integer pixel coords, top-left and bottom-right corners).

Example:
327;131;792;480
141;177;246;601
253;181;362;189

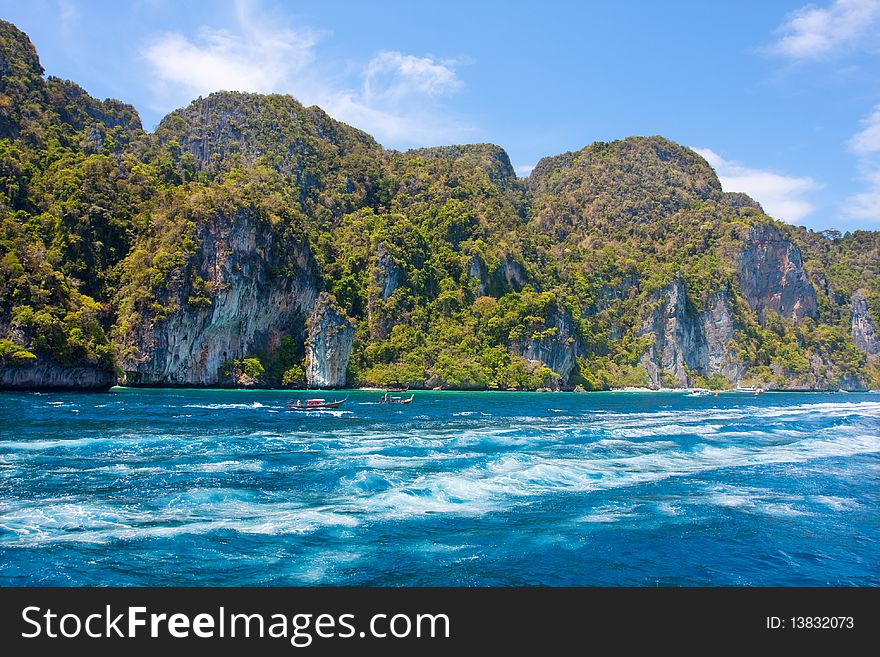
688;388;713;397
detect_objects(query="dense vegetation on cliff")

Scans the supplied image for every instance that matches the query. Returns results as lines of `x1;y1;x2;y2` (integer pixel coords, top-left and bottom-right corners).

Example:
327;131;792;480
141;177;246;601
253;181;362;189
1;20;878;390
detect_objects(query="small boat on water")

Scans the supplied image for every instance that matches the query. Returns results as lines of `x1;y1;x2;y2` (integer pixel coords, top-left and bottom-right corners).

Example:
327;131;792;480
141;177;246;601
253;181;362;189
734;385;764;395
288;397;347;410
688;388;713;397
379;392;414;405
385;386;409;394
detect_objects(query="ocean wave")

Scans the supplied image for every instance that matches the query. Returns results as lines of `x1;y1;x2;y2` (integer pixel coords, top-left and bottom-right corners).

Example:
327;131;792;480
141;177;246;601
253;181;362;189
329;429;880;519
183;402;271;410
0;493;359;547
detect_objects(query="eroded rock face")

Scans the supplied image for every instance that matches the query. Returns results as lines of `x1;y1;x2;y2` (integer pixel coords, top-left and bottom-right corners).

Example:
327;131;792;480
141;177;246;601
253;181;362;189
119;207;319;385
511;301;583;384
306;293;354;388
373;243;403;301
367;243;404;340
639;279;699;387
638;279;742;387
737;223;817;324
467;254;489;297
495;255;528;294
851;290;879;360
699;289;744;384
0;362;115;390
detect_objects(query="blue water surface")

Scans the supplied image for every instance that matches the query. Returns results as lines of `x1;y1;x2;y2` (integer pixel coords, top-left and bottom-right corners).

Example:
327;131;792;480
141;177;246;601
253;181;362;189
1;388;878;586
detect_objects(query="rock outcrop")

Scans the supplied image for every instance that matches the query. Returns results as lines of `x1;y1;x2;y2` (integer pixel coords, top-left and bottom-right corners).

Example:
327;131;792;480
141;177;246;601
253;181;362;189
466;253;529;298
737;223;817;324
306;293;354;388
511;301;583;383
119;207;319;385
495;255;528;294
155;91;378;180
699;289;744;383
638;279;699;387
0;362;115;390
638;279;742;387
367;243;405;340
851;290;879;359
467;255;490;297
373;243;403;301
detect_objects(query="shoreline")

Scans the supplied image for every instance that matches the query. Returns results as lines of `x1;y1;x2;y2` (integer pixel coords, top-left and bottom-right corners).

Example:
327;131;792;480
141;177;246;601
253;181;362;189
2;385;874;394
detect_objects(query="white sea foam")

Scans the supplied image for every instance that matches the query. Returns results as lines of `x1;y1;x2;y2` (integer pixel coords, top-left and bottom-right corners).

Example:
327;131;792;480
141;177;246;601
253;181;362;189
183;402;272;410
0;493;359;546
332;429;880;520
3;396;878;545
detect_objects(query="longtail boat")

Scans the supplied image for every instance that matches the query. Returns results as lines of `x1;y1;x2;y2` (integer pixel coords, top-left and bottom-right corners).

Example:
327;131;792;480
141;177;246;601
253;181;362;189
379;392;414;405
288;397;347;410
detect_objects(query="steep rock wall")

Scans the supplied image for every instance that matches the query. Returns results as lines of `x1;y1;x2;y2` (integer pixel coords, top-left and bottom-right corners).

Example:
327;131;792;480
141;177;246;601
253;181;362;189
851;290;879;359
511;301;583;384
119;208;319;385
639;279;742;386
306;292;354;388
0;362;115;390
638;279;699;387
737;223;817;324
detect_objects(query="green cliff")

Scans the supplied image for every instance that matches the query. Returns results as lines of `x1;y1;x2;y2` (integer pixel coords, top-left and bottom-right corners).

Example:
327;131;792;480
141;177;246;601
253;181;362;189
0;20;877;390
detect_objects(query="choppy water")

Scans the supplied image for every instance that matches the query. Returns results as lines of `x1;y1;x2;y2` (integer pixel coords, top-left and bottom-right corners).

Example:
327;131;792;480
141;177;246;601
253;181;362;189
1;388;878;586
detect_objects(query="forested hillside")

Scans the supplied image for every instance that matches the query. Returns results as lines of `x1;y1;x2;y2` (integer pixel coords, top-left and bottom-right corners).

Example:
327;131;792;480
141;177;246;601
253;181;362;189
1;20;877;390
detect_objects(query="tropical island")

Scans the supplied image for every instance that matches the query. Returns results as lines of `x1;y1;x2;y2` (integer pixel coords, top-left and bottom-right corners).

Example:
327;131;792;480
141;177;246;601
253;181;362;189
0;20;878;393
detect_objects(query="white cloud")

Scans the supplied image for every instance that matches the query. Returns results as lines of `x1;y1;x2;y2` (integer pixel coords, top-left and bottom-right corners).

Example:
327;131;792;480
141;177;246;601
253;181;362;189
849;105;880;154
514;163;535;177
363;51;462;103
844;171;880;220
143;0;319;105
769;0;880;60
141;0;473;147
693;147;821;224
842;105;880;222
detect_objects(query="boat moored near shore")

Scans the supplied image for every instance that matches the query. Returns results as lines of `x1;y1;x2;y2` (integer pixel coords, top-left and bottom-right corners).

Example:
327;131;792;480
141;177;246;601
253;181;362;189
288;397;348;410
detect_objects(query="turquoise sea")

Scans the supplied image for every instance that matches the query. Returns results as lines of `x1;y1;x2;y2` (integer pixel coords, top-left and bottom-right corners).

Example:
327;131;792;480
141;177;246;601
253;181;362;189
1;388;878;586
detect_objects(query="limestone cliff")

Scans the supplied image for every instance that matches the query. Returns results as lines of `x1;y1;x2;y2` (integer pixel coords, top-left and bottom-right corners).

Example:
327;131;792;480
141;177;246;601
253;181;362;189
367;243;404;340
0;361;115;390
466;253;529;298
638;279;742;387
467;255;490;297
638;279;698;387
737;223;817;324
511;301;583;383
306;293;354;388
851;290;879;360
118;207;319;385
698;289;744;383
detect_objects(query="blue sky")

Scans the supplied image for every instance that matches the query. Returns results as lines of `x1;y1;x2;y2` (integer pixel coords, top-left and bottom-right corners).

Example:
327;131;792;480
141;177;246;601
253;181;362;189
2;0;879;231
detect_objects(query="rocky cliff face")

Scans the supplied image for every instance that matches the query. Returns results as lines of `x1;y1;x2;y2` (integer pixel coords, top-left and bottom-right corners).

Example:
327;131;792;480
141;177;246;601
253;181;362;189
511;301;583;383
468;255;490;297
698;289;744;383
155;91;378;180
737;223;817;324
373;243;403;301
638;279;699;386
851;290;879;359
466;253;528;298
119;207;319;385
367;243;404;340
0;361;115;390
638;279;742;386
306;292;354;388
